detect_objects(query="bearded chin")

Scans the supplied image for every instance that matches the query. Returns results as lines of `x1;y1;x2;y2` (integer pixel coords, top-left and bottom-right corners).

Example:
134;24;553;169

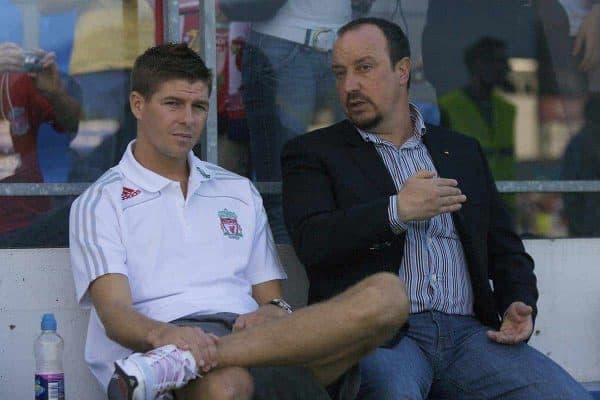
351;113;383;131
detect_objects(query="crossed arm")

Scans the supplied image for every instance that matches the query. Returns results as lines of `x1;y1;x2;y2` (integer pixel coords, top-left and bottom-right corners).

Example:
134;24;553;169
90;273;287;374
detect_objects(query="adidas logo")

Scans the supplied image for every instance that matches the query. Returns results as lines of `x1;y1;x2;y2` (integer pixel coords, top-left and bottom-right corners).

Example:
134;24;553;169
121;187;142;200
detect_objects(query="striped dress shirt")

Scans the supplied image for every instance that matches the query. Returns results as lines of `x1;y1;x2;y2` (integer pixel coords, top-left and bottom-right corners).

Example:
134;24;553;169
357;104;474;315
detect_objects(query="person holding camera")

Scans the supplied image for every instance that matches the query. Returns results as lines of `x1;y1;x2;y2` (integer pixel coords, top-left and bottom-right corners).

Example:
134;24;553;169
0;42;81;238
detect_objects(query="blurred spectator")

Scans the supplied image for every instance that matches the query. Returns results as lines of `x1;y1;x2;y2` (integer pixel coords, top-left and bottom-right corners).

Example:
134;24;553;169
221;20;252;176
1;0;153;248
42;0;153;120
351;0;377;18
570;0;600;92
36;9;77;183
561;94;600;236
41;0;155;181
422;0;537;98
0;43;81;238
1;0;77;184
537;0;600;95
439;37;516;181
240;0;360;243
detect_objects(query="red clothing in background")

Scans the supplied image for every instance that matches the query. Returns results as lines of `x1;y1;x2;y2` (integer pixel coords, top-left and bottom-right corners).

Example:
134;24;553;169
0;72;62;234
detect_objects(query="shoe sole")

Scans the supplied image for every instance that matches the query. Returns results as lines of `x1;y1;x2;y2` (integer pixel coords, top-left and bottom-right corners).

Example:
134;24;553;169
107;362;139;400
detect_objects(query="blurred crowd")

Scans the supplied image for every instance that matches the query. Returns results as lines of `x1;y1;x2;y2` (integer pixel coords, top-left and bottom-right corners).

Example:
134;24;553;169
1;0;599;247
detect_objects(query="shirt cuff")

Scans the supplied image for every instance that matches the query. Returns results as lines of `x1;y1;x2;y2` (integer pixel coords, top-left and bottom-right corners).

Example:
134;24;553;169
388;195;408;234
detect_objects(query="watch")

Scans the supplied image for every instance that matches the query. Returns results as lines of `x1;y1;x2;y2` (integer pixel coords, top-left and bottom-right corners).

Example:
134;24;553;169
269;298;293;314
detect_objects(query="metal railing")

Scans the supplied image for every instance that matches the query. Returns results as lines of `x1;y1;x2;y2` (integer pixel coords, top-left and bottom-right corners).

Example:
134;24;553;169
2;181;600;196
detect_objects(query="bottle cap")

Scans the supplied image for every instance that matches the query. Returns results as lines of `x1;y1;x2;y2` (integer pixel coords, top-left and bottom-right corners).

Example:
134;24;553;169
41;313;57;331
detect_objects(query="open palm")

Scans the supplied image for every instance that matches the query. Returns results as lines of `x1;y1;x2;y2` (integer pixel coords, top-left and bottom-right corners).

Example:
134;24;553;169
487;301;533;345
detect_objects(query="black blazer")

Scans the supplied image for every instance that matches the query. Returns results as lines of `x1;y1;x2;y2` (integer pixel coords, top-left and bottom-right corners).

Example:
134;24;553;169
282;120;537;329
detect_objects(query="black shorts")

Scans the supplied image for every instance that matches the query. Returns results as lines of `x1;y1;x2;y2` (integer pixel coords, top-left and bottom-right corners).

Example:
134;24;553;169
171;312;360;400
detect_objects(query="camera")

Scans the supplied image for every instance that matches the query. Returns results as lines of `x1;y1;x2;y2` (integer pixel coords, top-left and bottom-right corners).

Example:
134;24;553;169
22;51;43;73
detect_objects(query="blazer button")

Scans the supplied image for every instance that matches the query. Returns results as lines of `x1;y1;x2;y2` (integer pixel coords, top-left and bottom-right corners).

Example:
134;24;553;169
369;243;380;251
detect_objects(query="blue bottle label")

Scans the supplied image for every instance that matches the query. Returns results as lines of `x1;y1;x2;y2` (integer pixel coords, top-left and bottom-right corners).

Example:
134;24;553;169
35;373;65;400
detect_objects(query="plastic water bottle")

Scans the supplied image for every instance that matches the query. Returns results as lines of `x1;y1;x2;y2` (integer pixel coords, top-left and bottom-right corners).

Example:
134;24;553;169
34;313;65;400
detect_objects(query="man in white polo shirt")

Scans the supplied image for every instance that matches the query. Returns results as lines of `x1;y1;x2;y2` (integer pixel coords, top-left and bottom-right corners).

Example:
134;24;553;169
69;43;408;400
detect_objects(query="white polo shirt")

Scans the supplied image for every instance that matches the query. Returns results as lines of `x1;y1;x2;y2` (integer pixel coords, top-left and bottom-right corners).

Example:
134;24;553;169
69;141;286;390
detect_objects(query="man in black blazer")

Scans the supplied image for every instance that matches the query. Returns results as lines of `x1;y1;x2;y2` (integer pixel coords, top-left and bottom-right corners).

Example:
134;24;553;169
282;17;591;400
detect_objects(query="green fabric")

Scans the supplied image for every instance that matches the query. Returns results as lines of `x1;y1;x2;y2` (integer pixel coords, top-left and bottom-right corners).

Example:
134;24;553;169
439;90;516;180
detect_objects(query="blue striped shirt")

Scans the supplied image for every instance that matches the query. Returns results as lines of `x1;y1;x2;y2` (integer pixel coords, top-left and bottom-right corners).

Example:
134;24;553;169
357;104;474;315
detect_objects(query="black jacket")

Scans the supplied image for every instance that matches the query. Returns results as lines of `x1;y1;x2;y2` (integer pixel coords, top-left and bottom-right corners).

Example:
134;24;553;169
282;120;537;329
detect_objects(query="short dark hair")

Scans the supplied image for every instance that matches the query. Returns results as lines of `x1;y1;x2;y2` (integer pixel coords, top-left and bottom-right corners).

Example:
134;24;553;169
337;17;411;68
464;37;506;74
131;43;212;99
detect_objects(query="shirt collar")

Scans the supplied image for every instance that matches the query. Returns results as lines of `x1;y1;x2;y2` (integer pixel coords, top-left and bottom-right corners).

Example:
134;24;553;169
119;140;213;192
357;102;427;147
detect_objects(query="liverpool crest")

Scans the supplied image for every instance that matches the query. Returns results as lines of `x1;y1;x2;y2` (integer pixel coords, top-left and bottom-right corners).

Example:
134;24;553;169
218;209;243;239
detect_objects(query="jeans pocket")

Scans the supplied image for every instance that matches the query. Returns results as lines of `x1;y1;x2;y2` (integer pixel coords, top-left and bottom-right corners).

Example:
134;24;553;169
252;32;303;74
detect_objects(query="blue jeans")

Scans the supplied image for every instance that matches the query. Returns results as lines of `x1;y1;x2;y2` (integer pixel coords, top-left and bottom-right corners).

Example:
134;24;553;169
74;70;131;120
69;70;136;182
358;311;592;400
241;31;342;243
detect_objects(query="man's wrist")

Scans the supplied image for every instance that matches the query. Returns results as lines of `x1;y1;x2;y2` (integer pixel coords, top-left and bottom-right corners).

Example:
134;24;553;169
389;195;408;234
145;322;177;349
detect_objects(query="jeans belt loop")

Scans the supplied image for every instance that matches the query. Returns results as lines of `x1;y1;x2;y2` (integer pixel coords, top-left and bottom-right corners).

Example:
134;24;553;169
253;25;336;52
304;28;335;52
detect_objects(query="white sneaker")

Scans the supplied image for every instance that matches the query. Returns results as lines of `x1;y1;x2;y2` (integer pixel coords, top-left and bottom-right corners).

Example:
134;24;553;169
107;344;199;400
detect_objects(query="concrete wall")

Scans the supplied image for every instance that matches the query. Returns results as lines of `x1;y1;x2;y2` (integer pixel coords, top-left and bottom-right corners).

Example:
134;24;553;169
525;239;600;382
0;248;104;399
1;239;598;399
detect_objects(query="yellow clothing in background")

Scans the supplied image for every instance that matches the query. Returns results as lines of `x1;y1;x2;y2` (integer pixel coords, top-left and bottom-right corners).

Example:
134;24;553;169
69;0;155;75
438;89;516;181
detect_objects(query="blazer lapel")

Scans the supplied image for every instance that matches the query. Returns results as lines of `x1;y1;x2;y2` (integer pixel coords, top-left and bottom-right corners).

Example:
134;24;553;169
423;125;468;229
423;125;458;180
343;123;397;197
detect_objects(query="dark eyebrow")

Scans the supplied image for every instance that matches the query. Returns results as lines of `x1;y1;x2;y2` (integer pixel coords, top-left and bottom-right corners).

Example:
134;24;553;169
193;100;209;107
354;56;376;65
161;96;183;102
161;96;208;107
332;56;376;70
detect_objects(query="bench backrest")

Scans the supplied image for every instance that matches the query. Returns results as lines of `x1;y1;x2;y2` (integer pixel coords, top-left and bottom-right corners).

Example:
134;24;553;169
1;240;598;399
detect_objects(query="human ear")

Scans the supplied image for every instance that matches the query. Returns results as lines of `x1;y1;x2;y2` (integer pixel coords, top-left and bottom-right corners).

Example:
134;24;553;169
129;91;145;120
395;57;411;85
